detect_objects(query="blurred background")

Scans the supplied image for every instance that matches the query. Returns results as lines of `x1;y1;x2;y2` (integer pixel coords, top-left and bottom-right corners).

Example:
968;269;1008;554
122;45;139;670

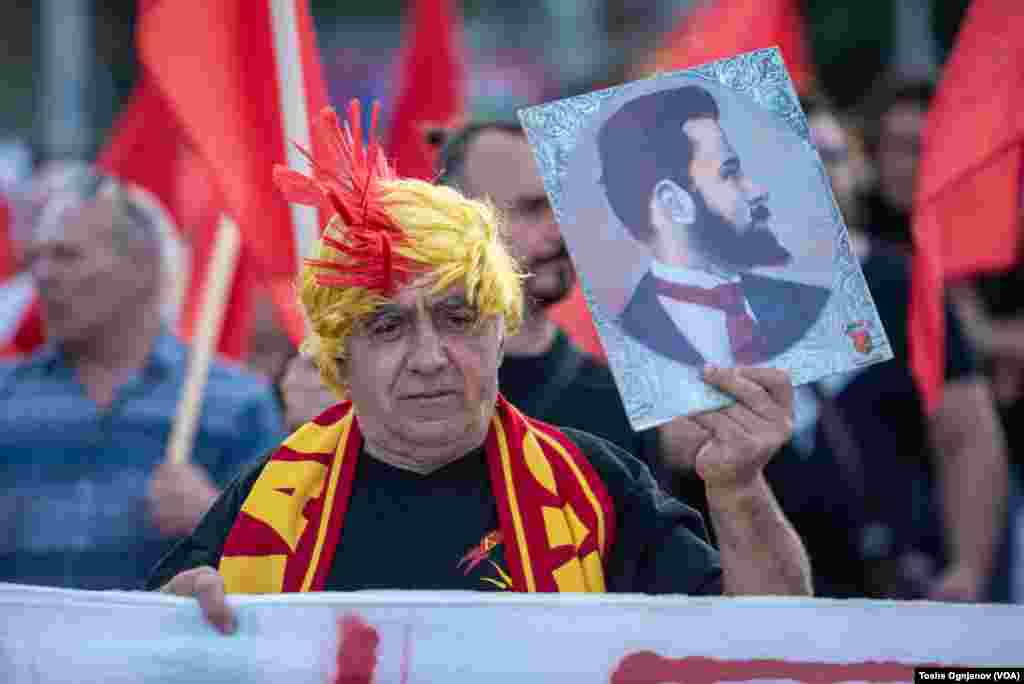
0;0;971;165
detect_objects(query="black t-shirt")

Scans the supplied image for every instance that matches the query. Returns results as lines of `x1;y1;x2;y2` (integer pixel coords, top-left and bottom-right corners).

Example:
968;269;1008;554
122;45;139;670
863;192;912;247
498;331;660;470
147;428;722;595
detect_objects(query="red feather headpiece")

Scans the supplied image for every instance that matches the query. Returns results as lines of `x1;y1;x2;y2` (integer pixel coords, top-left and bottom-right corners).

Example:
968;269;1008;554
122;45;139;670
273;99;413;296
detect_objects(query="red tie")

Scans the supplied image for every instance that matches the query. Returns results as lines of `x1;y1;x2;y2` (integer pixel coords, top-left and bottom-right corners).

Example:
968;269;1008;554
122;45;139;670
652;277;763;363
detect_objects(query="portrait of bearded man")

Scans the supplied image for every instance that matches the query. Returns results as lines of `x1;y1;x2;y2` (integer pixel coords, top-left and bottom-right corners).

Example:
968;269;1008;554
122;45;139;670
597;85;831;368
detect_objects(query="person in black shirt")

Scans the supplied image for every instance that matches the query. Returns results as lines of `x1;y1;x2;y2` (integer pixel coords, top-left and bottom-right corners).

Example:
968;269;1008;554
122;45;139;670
152;103;810;635
855;85;1017;601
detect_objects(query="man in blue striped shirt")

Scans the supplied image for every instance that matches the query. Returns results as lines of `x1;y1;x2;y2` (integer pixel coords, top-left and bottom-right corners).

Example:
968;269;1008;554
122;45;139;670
0;168;285;589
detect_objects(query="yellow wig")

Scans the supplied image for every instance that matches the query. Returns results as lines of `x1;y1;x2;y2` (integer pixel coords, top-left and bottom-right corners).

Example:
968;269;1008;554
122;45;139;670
299;178;524;397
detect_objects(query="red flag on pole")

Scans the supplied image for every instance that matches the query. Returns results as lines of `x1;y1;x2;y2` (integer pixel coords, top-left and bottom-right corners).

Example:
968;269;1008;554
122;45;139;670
97;79;254;359
138;0;330;347
636;0;815;94
172;147;254;360
909;0;1024;412
386;0;466;180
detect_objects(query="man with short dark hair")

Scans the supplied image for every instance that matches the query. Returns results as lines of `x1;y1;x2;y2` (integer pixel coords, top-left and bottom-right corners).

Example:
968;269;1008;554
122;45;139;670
437;121;659;461
598;86;830;368
859;78;935;246
0;167;285;590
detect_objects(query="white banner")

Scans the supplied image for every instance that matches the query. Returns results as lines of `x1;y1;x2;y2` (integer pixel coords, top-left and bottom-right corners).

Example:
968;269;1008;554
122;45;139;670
1;582;1021;682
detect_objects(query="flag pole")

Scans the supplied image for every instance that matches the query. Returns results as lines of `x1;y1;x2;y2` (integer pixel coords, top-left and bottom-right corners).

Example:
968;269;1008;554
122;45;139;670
268;0;319;346
269;0;317;271
165;215;241;464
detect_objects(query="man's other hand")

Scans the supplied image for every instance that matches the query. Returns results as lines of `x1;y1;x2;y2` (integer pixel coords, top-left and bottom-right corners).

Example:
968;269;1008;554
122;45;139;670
147;461;219;537
160;566;236;635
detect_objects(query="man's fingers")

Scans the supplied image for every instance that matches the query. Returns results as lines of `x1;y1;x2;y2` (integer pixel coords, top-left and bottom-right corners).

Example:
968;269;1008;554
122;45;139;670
735;366;793;408
161;567;236;635
159;566;204;596
692;410;747;441
658;417;712;448
194;570;236;635
704;365;792;416
719;402;773;434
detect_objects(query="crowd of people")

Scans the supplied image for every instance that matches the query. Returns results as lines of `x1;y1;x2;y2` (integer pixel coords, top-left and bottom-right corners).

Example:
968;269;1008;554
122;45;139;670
0;60;1021;616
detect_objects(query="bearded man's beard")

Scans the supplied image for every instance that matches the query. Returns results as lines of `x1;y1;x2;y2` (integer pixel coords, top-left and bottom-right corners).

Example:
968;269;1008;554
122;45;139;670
524;242;575;312
687;191;792;271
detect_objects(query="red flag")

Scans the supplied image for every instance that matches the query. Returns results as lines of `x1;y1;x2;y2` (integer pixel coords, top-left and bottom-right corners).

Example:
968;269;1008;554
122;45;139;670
0;195;16;281
636;0;815;94
0;196;44;358
96;80;189;231
96;79;251;358
173;147;254;360
386;0;466;180
0;285;44;359
909;0;1024;412
138;0;330;347
547;285;607;361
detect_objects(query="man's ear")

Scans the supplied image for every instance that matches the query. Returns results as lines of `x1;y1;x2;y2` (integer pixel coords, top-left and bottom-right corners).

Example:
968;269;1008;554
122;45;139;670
653;179;696;226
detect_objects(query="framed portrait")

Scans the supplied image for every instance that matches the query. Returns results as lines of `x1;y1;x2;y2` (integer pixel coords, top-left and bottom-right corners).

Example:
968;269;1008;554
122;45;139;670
519;49;892;429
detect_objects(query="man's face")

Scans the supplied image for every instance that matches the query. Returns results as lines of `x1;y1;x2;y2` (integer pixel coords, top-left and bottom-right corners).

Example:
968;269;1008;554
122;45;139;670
462;130;573;310
25;196;146;343
809;111;858;224
876;102;925;212
681;118;790;270
346;280;504;453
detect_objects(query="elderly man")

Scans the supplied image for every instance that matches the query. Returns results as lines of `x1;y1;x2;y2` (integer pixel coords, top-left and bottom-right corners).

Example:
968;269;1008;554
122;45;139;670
150;102;810;635
0;167;285;589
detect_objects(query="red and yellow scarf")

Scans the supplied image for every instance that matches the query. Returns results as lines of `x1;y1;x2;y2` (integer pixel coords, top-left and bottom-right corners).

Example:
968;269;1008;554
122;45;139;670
218;394;616;593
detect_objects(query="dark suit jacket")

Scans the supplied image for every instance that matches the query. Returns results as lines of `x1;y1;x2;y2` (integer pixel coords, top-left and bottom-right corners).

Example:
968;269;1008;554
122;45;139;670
618;271;831;366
